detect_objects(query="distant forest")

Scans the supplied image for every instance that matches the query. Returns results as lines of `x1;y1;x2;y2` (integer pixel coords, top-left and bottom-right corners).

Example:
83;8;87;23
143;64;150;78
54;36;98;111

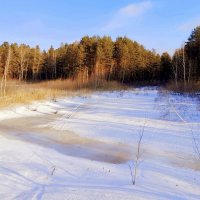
0;26;200;86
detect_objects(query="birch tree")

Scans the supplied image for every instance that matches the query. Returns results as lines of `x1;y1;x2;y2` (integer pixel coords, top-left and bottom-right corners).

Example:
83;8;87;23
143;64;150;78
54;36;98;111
1;44;11;96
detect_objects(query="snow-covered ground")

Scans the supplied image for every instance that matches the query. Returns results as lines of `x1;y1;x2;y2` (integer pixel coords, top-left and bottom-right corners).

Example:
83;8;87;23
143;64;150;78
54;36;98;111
0;87;200;200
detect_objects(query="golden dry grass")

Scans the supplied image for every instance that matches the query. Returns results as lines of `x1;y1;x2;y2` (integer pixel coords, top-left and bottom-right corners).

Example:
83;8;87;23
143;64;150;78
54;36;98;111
166;80;200;94
0;78;127;108
32;78;126;91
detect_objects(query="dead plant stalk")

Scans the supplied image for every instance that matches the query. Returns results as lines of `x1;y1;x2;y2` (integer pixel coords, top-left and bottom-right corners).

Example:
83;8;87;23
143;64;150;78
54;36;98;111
129;121;146;185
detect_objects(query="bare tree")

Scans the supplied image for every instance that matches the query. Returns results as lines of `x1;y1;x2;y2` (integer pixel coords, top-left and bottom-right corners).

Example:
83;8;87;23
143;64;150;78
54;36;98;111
173;53;178;88
19;45;27;81
188;59;192;84
53;51;57;79
1;45;11;96
182;45;186;90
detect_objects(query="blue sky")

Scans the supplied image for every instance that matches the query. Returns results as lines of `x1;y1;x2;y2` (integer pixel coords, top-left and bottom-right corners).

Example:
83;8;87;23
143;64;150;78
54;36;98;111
0;0;200;54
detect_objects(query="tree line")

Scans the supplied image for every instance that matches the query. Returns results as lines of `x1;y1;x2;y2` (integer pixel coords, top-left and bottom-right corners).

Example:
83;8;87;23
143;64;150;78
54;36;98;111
0;36;165;84
0;27;200;89
168;26;200;90
172;26;200;86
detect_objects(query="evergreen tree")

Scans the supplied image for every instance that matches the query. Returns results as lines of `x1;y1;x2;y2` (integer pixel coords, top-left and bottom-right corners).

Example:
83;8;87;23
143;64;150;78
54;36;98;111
160;52;172;81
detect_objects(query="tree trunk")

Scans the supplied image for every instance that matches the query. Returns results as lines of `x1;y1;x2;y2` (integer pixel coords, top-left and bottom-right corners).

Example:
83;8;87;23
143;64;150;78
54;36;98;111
1;45;11;96
183;46;186;90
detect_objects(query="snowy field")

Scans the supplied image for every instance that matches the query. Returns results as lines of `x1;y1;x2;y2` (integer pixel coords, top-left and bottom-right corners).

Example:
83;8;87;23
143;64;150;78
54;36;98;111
0;87;200;200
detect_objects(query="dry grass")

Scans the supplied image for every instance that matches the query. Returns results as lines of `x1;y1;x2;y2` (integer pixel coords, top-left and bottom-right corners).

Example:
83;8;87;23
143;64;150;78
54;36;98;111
0;78;127;108
165;80;200;94
0;85;64;108
33;78;126;91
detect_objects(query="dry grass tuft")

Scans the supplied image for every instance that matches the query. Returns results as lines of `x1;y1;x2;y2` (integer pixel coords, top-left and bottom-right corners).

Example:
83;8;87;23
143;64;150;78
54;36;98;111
165;80;200;94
